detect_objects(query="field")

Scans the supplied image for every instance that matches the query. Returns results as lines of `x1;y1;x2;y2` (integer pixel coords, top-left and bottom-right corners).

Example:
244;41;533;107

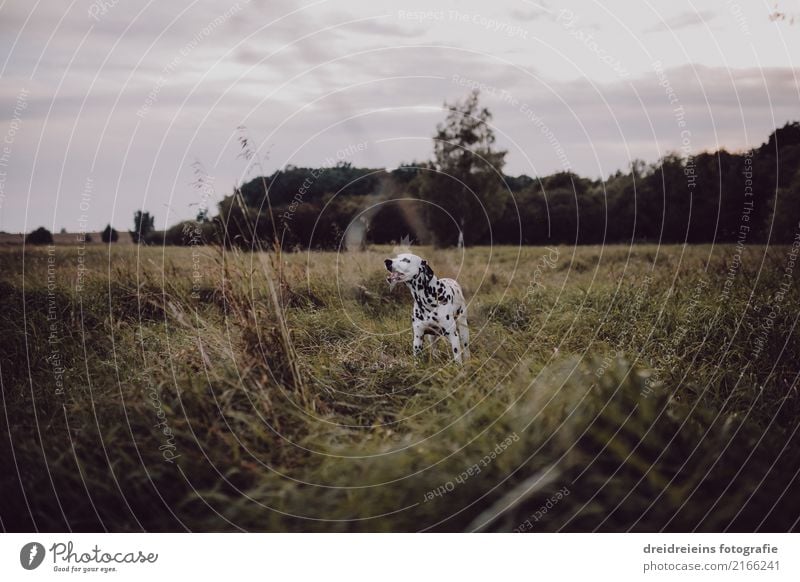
1;242;799;532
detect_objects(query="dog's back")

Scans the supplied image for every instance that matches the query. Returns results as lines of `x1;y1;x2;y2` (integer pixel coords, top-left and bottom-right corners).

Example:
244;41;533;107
439;277;465;306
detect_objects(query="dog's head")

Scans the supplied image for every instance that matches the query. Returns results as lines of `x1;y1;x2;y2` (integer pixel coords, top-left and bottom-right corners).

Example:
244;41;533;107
384;253;433;288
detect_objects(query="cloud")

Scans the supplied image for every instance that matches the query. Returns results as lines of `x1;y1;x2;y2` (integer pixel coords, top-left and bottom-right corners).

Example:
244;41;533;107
337;16;428;38
1;0;799;232
645;10;717;33
508;2;552;22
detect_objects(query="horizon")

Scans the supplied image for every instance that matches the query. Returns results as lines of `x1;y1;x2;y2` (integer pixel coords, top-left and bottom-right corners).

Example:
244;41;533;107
1;0;799;233
3;118;791;237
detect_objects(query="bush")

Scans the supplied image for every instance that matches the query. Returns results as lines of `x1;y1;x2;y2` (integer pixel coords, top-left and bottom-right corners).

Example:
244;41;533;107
25;226;53;245
101;224;118;243
130;210;155;244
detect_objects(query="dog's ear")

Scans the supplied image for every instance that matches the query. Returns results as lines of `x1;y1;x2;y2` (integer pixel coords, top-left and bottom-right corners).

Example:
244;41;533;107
421;260;433;279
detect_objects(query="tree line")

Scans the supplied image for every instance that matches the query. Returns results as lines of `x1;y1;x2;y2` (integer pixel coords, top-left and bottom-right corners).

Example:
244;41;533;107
212;92;799;248
24;91;800;247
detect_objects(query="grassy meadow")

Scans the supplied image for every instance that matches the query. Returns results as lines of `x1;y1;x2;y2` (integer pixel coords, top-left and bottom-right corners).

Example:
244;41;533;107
1;242;798;531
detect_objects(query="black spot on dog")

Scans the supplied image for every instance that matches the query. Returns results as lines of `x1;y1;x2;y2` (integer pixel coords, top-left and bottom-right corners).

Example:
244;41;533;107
453;347;458;353
446;314;450;320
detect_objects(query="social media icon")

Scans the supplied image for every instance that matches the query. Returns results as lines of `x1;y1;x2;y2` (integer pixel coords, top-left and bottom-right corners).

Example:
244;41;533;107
20;542;46;570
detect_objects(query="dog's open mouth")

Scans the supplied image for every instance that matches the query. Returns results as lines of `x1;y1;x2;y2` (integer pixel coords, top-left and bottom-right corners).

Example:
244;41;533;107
386;271;403;287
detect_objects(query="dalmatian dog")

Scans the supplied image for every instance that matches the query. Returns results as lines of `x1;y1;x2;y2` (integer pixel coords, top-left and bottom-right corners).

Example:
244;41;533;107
384;253;469;363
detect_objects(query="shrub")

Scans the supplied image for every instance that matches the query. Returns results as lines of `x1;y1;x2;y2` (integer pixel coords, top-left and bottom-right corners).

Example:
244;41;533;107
101;224;118;243
25;226;53;245
130;210;155;244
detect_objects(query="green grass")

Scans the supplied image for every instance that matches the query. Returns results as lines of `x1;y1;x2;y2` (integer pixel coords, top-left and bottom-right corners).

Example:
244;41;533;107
1;243;798;531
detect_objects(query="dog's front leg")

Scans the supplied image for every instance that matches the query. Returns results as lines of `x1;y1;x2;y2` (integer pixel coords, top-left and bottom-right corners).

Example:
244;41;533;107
445;326;463;364
457;316;470;360
412;323;424;357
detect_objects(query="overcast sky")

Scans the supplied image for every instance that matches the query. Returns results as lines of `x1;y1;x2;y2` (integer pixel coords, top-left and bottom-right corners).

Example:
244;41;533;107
1;0;798;232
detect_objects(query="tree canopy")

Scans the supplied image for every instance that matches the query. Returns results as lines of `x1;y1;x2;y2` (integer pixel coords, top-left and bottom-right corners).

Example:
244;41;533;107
210;102;799;249
419;90;508;246
101;224;118;243
25;226;53;245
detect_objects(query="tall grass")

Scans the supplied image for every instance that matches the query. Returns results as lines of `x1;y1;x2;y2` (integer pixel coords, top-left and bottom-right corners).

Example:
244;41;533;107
0;242;798;531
